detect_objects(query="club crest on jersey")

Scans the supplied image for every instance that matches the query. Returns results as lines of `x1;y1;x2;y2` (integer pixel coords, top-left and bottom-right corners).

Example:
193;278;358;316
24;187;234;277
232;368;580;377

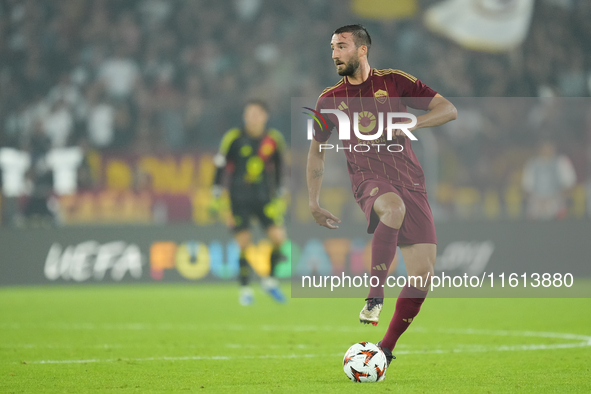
374;89;388;104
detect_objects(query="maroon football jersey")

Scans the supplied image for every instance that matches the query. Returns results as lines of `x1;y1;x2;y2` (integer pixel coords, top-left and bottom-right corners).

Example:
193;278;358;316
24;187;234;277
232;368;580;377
313;68;437;193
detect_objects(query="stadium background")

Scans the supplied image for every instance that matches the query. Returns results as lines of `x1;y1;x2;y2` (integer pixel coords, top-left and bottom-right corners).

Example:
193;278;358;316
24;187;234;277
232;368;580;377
1;1;591;392
0;0;590;286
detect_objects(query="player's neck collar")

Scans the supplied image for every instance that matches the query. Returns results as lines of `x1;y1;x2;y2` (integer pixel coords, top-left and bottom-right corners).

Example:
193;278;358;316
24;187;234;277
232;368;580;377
345;68;373;86
242;127;267;138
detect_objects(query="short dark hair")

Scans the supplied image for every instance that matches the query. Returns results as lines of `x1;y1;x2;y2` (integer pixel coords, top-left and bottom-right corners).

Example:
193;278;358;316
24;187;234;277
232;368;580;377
333;24;372;56
245;99;269;113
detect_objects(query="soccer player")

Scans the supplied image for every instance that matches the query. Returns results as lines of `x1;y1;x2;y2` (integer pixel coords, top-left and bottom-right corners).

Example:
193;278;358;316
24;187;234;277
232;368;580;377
307;25;457;364
213;100;287;306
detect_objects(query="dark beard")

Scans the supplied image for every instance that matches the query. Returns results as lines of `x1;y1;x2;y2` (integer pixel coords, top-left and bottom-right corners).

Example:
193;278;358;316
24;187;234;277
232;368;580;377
336;58;360;76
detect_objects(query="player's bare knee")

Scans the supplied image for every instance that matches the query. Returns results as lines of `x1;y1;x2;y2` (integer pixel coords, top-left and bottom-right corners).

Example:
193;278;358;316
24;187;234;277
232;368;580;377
378;204;405;228
374;193;405;228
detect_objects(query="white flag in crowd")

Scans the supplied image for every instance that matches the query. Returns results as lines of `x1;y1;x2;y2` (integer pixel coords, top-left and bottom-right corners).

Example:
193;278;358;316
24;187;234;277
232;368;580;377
424;0;535;52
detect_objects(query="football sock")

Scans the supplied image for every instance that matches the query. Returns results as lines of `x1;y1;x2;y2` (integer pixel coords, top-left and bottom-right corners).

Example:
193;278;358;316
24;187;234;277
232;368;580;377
239;251;250;286
367;221;399;299
381;285;428;351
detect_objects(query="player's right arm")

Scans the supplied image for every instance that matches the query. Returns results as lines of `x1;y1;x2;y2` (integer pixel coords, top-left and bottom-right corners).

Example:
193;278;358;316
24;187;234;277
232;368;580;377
307;138;341;229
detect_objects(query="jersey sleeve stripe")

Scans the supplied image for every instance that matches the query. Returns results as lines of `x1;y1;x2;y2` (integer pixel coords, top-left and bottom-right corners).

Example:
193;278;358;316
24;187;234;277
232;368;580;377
392;70;418;83
320;79;344;96
373;69;418;83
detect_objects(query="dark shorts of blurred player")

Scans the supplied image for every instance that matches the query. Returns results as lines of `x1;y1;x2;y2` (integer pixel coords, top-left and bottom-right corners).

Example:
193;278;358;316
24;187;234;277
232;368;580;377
355;179;437;244
230;198;279;233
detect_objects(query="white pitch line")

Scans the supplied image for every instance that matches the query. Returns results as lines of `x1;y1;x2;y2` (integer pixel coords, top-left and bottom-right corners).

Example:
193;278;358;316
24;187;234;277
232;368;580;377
2;323;590;342
5;324;591;365
27;353;333;365
23;339;591;365
3;342;410;351
0;323;253;331
226;343;311;349
3;323;589;342
0;323;375;333
395;342;591;355
0;343;122;349
417;327;591;342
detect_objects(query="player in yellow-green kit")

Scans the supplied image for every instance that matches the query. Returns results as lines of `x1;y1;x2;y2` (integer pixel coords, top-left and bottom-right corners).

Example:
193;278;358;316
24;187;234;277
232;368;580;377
212;100;287;305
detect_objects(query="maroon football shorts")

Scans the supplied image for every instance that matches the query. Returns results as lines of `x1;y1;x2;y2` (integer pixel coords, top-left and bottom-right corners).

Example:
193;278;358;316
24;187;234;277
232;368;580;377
354;179;437;245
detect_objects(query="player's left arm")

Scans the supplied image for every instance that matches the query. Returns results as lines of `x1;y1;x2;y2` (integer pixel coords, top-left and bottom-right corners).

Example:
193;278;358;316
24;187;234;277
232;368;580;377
409;94;457;132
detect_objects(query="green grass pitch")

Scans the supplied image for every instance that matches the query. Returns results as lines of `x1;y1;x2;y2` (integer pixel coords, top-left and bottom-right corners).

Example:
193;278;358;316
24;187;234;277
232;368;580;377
1;283;590;393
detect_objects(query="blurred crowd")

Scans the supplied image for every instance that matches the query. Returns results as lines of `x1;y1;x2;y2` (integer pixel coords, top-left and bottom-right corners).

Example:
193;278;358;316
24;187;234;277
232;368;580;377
1;0;590;151
0;0;590;224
